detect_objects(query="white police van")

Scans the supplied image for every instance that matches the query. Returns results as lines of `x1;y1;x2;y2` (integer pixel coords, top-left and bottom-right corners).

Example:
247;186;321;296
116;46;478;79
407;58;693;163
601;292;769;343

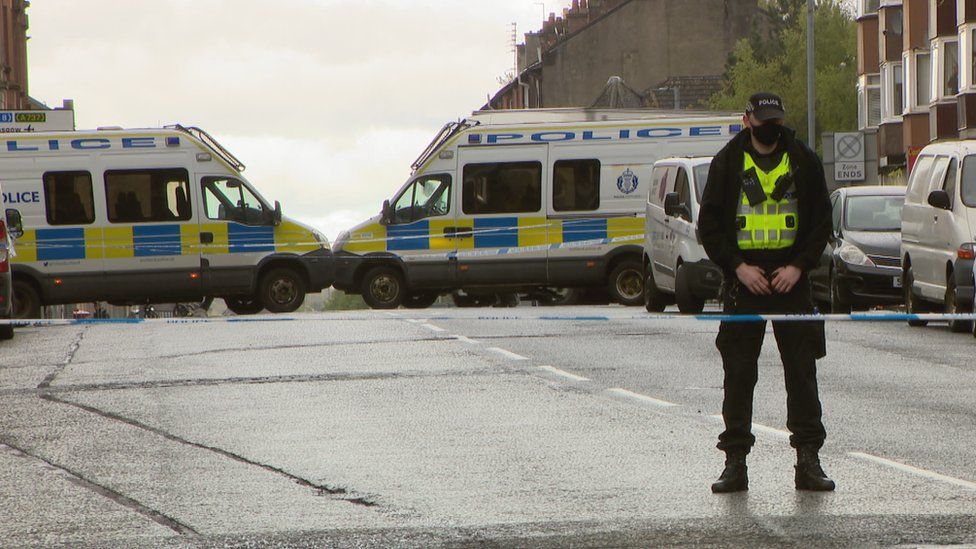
333;108;739;308
643;156;723;314
0;125;333;318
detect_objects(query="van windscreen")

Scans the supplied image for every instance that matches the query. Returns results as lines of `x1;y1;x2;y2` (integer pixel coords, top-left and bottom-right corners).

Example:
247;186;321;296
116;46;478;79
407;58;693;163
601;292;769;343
962;155;976;208
693;164;710;202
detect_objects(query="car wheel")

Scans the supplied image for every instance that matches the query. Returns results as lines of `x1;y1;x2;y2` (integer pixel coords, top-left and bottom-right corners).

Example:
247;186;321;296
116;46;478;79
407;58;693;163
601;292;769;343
904;266;928;327
829;268;851;314
12;279;41;320
361;266;405;309
608;260;644;306
224;296;264;315
0;316;13;340
675;264;705;315
403;291;438;309
259;267;307;313
643;267;668;313
945;275;973;333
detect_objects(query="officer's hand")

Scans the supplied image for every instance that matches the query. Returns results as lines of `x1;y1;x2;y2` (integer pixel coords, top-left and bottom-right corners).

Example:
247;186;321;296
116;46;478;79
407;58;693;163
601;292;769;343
736;264;771;295
771;265;802;294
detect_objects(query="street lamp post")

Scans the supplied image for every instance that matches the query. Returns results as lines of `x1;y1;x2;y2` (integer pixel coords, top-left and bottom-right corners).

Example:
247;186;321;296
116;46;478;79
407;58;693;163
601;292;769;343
807;0;816;148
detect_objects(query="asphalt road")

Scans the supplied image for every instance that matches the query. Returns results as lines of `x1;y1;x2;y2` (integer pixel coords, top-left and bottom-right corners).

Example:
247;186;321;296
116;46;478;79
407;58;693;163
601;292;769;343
1;306;975;547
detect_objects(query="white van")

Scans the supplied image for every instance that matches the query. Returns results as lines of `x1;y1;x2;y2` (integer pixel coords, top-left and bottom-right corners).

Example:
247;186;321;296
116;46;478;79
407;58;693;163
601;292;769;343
0;125;333;318
901;141;976;332
332;108;740;309
643;156;723;313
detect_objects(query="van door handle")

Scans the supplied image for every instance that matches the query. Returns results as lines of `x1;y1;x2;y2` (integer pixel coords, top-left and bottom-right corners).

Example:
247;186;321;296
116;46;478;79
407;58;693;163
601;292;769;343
200;232;214;244
453;227;473;239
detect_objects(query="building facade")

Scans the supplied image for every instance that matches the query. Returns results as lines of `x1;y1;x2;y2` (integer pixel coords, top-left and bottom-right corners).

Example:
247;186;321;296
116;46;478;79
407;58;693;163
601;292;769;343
488;0;760;110
857;0;976;173
0;0;30;110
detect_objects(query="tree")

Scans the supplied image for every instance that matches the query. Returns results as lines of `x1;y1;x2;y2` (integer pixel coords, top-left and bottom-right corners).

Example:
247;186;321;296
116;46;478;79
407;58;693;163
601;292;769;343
709;0;857;151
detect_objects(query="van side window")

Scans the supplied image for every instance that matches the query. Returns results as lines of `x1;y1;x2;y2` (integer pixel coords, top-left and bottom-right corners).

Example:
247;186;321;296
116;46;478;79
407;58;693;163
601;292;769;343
462;161;542;215
962;156;976;208
831;194;842;233
106;168;191;223
651;167;670;206
675;168;693;222
391;175;451;224
906;156;934;203
43;171;95;226
942;158;957;208
202;177;268;225
553;159;600;212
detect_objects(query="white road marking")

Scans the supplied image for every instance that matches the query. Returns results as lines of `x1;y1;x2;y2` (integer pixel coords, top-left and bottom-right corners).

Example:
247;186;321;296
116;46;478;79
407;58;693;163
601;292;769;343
607;388;679;408
403;318;422;324
849;452;976;491
486;347;529;361
453;335;480;345
420;323;446;333
538;366;589;382
707;415;791;439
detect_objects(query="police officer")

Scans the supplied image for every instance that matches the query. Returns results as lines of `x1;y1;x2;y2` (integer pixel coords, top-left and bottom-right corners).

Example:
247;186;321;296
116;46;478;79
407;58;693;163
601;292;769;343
698;92;835;493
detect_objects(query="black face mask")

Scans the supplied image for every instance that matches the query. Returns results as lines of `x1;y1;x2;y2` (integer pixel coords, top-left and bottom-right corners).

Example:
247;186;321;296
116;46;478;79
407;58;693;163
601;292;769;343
751;122;782;146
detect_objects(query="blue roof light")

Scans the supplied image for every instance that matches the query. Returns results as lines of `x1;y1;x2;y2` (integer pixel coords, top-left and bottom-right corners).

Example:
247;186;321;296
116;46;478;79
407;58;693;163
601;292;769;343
166;136;181;147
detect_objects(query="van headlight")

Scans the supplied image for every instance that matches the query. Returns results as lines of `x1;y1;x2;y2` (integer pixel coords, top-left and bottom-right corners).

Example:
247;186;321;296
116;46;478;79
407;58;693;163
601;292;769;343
838;244;874;267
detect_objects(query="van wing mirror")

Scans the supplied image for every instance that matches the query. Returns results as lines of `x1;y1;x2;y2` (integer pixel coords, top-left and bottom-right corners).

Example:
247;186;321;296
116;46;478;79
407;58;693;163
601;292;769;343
927;189;951;210
4;208;23;239
380;200;392;225
273;201;282;226
663;192;690;219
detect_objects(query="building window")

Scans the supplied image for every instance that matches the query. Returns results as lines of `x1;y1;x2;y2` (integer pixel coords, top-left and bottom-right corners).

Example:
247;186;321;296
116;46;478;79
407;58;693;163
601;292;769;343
961;25;976;91
859;0;881;17
881;63;903;122
931;38;960;100
859;74;882;129
880;6;903;62
904;51;932;111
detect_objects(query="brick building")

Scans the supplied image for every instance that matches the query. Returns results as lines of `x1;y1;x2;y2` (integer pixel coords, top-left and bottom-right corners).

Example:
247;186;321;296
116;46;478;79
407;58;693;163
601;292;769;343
857;0;976;173
487;0;761;110
0;0;30;110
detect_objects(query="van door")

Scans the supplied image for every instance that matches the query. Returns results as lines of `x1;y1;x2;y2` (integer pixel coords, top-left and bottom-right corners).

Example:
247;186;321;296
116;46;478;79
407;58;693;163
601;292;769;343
197;175;280;297
455;146;548;286
918;156;950;296
383;173;457;288
649;165;677;291
668;166;697;280
902;155;934;290
961;155;976;240
102;168;202;302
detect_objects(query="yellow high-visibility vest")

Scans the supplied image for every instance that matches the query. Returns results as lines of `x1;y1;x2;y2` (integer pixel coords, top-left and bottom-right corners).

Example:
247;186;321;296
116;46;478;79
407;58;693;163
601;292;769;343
737;152;798;250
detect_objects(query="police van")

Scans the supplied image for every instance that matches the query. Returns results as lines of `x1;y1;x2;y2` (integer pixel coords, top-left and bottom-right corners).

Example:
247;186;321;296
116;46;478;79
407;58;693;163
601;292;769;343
332;109;740;309
0;125;333;318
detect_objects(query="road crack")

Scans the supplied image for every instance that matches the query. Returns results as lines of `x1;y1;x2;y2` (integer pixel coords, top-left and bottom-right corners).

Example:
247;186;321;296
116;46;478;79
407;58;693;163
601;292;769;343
0;439;198;536
40;394;380;508
37;326;87;389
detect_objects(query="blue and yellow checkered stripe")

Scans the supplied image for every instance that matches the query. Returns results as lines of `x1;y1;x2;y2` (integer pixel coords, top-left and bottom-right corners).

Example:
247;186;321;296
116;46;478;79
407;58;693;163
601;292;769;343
345;216;644;253
11;221;320;263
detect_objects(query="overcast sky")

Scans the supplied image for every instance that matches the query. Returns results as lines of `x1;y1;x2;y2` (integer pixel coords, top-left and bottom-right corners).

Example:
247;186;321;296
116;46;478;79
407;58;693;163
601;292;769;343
26;0;575;239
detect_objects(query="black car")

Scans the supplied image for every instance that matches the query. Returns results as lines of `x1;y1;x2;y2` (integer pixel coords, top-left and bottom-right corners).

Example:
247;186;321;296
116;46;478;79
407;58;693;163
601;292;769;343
810;186;906;313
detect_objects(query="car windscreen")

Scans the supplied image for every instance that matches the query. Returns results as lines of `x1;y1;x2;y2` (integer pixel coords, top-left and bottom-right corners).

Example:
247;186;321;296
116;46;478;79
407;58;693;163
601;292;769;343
844;195;904;231
693;164;710;202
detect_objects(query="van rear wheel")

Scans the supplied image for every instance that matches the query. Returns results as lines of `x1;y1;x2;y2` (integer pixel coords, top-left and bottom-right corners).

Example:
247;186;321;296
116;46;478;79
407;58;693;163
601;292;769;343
675;264;705;314
224;296;264;315
945;276;973;333
644;271;668;313
0;319;13;340
608;260;644;306
260;268;307;313
904;266;928;327
12;280;41;320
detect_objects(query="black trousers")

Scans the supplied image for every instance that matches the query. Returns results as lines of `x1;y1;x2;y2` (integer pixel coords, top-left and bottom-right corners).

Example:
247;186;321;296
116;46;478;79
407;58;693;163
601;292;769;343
716;275;827;453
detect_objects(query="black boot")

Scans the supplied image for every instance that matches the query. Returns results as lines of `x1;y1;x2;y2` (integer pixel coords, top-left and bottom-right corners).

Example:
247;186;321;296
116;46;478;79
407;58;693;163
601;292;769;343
711;451;748;493
795;447;835;491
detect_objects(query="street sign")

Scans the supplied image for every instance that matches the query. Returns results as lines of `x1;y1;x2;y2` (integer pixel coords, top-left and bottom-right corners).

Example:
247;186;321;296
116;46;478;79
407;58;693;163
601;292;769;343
834;132;865;182
0;110;75;133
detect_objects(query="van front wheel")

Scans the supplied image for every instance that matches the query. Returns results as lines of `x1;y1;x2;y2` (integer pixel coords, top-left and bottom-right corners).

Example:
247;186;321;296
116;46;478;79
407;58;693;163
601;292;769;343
362;266;405;309
608;260;644;306
259;268;307;313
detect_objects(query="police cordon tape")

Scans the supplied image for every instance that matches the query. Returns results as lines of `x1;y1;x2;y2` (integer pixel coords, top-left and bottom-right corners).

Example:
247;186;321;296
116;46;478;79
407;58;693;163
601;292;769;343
4;312;976;326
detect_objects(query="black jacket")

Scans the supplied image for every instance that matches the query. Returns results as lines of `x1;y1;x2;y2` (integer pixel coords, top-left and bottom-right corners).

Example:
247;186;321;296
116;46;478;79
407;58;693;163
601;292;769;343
698;127;831;277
